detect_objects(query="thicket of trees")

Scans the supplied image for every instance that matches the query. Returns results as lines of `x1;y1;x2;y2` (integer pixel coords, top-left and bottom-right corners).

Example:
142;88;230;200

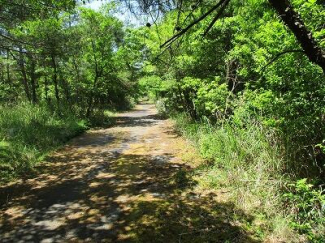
140;0;325;177
136;0;325;239
0;0;142;114
0;1;144;180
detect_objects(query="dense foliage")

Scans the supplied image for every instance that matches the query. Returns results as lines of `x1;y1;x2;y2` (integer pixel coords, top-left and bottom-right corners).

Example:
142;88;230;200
0;0;324;241
0;4;140;112
137;0;325;240
0;1;143;180
140;0;325;177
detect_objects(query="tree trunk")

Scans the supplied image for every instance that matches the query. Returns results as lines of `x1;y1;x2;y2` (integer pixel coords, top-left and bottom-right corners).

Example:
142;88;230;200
44;76;49;103
182;89;197;120
18;50;31;102
86;75;99;117
60;71;71;104
29;56;38;104
51;55;60;105
268;0;325;73
6;50;11;88
86;40;101;117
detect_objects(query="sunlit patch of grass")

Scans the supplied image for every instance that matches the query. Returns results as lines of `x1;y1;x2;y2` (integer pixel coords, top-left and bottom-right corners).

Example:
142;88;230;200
122;195;260;243
0;103;88;183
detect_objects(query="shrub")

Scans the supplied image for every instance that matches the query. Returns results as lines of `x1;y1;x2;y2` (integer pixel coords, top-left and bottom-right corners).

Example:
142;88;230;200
283;179;325;241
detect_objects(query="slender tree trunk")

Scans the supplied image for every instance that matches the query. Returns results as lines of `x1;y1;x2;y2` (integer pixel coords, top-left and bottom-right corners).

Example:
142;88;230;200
51;55;60;105
59;70;71;104
86;40;101;117
86;75;98;117
29;57;38;104
63;79;71;104
182;89;197;120
6;50;11;88
268;0;325;73
44;76;49;102
18;50;31;102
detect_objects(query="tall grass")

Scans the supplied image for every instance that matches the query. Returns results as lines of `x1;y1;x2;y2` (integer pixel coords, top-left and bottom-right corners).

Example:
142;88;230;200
0;103;87;182
174;113;324;241
175;113;285;205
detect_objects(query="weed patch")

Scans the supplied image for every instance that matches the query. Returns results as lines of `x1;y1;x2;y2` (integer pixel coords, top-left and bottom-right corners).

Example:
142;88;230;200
0;103;88;182
173;113;325;242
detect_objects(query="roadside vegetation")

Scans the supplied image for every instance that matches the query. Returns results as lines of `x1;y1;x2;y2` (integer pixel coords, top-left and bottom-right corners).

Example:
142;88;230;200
0;1;142;182
138;0;325;241
1;0;324;241
173;113;324;242
0;103;87;181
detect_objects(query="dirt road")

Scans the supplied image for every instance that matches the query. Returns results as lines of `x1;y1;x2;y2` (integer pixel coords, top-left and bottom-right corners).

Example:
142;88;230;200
0;104;257;242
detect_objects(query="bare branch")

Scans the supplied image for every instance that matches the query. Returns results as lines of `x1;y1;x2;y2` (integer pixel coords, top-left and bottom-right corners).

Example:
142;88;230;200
260;49;305;72
203;0;230;36
160;0;229;48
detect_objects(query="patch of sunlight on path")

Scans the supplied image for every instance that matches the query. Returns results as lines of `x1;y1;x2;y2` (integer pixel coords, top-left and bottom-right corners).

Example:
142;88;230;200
0;104;260;243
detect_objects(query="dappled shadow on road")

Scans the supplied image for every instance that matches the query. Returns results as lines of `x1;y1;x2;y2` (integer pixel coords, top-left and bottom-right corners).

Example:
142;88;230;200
0;152;259;242
113;113;168;128
0;104;260;242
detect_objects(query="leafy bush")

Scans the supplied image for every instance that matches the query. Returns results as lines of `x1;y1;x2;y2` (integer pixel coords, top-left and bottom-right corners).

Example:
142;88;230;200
87;109;115;127
283;179;325;241
195;77;231;119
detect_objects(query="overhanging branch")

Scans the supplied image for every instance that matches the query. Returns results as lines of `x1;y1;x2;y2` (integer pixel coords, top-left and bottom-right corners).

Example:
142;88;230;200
160;0;229;48
260;49;305;72
203;0;230;36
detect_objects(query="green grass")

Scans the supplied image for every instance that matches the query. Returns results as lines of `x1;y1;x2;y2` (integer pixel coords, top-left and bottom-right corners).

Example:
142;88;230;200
173;113;325;242
0;103;88;182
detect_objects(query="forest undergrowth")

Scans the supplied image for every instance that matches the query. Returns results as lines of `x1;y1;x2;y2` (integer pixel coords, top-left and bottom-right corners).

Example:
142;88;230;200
171;111;325;242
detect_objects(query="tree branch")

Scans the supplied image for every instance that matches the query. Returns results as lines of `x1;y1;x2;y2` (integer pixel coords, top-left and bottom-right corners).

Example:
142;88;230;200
260;49;305;72
203;0;231;36
160;0;228;48
268;0;325;73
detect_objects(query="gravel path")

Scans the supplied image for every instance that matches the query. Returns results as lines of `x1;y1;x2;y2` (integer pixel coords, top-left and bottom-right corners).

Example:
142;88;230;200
0;104;258;243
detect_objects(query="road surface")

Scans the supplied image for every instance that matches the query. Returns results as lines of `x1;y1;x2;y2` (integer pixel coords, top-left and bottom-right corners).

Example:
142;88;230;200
0;104;257;242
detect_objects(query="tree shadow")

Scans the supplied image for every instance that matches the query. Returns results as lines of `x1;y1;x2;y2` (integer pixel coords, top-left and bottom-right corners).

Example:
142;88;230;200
0;104;260;242
112;113;167;128
0;150;260;242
